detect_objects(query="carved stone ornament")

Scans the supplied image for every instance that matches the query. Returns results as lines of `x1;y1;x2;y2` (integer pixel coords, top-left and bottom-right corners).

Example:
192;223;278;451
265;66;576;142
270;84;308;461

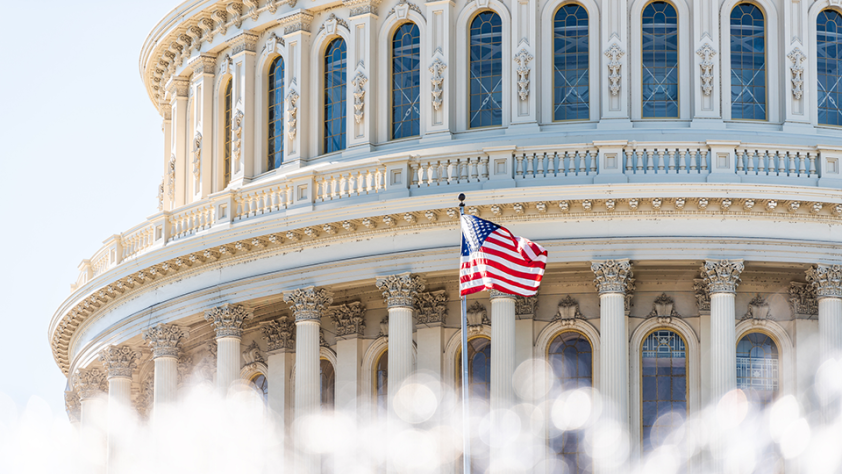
489;289;516;300
515;295;538;318
73;368;108;401
415;290;448;324
514;48;534;101
700;259;744;294
64;390;81;423
696;43;717;96
192;130;202;189
284;287;334;322
352;71;368;124
806;264;842;299
167;154;176;200
742;294;771;324
331;301;367;337
693;279;711;311
429;57;447;111
157;178;164;211
262;32;285;57
227;2;243;28
242;340;265;366
388;0;423;19
319;13;349;35
345;0;381;16
787;48;806;100
376;273;426;308
263;315;296;351
278;11;313;35
466;301;490;334
553;295;584;326
142;323;189;358
98;345;140;379
136;374;154;419
177;354;193;385
591;259;633;295
647;293;681;323
286;88;300;141
379;315;389;337
204;304;253;338
604;43;625;96
231;103;245;171
320;328;330;347
789;282;818;318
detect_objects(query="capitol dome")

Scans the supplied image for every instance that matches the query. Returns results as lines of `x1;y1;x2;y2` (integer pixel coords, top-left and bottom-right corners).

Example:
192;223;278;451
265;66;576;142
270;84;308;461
52;0;842;472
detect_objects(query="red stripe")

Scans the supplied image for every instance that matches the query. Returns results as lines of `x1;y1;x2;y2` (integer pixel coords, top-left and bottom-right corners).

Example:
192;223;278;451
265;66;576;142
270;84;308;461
461;257;546;281
459;269;543;292
463;246;547;269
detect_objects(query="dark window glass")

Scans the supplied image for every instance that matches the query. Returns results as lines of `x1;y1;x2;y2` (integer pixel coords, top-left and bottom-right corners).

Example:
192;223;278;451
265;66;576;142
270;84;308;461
642;2;679;118
456;337;491;474
548;332;593;474
553;5;589;121
224;79;232;187
737;332;779;407
469;12;503;128
731;3;767;120
641;330;686;457
818;9;842;126
376;350;388;419
320;359;335;410
324;38;347;153
250;374;268;405
267;57;285;170
392;23;421;139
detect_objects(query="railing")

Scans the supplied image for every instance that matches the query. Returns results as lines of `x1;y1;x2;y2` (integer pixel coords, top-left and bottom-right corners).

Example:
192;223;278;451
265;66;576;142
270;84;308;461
70;140;838;289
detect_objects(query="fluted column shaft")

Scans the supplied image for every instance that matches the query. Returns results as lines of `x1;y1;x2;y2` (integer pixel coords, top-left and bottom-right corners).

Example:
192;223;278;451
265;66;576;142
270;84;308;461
819;298;842;361
710;293;737;399
490;291;517;474
143;324;189;410
99;344;140;473
154;356;178;405
387;306;414;404
204;304;252;395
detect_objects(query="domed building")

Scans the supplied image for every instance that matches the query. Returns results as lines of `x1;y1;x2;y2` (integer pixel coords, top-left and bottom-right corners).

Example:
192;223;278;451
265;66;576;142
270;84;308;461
52;0;842;472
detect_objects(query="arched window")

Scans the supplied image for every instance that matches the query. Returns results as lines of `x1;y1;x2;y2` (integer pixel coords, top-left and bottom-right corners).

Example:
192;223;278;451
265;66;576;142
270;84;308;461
818;9;842;126
641;329;686;456
736;332;779;407
392;23;421;139
553;4;589;121
469;12;503;128
641;1;679;118
250;373;268;405
730;3;766;120
456;336;491;474
223;79;233;187
548;332;593;474
267;57;285;171
375;350;388;418
324;38;347;154
320;358;336;410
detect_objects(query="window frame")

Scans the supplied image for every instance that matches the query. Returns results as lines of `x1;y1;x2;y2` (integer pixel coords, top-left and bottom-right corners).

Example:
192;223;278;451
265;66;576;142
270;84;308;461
322;36;349;155
639;0;681;120
638;327;689;455
466;10;505;130
550;3;592;123
815;7;842;128
728;2;769;122
736;329;781;405
390;21;422;140
267;55;286;171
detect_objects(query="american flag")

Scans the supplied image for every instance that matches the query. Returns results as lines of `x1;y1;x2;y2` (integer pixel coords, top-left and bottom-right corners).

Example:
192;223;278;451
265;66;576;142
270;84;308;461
460;214;548;297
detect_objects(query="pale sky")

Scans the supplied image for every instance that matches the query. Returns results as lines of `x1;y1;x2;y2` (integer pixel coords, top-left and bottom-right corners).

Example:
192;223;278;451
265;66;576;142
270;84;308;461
0;0;183;417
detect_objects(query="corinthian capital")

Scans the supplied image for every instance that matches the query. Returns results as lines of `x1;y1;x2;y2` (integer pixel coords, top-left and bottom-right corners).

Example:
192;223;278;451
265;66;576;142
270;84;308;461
73;368;108;401
98;345;140;379
262;315;295;351
142;323;190;358
205;304;253;339
591;259;634;295
806;264;842;299
330;302;366;337
284;287;334;322
376;273;426;308
700;259;744;294
65;390;81;423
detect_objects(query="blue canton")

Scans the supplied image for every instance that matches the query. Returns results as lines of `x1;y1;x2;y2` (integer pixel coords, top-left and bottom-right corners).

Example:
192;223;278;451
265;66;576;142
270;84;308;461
461;215;500;256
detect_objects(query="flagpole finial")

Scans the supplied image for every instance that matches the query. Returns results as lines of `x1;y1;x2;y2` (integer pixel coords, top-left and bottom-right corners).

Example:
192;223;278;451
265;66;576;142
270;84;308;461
458;193;466;208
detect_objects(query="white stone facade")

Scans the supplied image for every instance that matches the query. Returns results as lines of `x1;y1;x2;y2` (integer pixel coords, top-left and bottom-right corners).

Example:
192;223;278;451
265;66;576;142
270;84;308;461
50;0;842;472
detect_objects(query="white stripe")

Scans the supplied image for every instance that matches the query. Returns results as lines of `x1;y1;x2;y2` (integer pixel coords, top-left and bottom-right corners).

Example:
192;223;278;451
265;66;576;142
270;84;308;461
460;263;544;287
460;276;539;296
483;236;547;264
461;252;547;276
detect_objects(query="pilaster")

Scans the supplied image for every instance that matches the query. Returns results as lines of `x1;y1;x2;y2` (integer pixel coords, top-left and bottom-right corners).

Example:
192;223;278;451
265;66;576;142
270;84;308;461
424;0;454;138
783;0;810;127
160;103;173;211
189;54;216;200
205;304;252;394
227;31;259;186
278;11;314;167
167;77;190;207
346;0;378;149
691;0;721;122
509;0;537;127
599;0;630;124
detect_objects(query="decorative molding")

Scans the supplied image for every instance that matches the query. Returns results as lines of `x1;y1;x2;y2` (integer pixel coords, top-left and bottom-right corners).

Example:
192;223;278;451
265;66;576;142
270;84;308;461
789;282;818;318
136;373;154;418
787;48;806;100
553;295;584;326
157;178;164;211
514;48;534;101
466;301;489;333
388;0;424;20
696;43;716;96
204;303;252;339
243;0;259;21
693;279;711;312
345;0;381;16
742;293;771;325
261;32;285;57
262;315;295;351
142;323;189;359
604;43;625;96
376;273;426;308
646;293;681;323
415;290;448;324
192;131;202;190
320;328;330;348
284;287;334;322
231;103;245;171
73;368;108;401
351;71;368;124
700;259;744;294
227;2;243;28
242;340;265;368
591;259;633;295
98;345;140;379
429;57;447;111
330;301;366;337
177;354;193;386
806;264;842;299
515;295;538;319
278;11;313;35
318;13;349;36
286;88;299;141
190;54;217;75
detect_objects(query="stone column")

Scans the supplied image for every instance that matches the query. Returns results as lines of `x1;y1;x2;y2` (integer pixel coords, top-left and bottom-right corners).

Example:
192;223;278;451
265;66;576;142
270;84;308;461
489;290;517;473
99;345;140;472
701;260;744;404
187;54;216;200
74;367;108;473
376;273;425;411
65;389;81;429
263;315;296;473
278;11;313;166
142;323;189;409
204;304;252;395
807;264;842;363
284;286;334;474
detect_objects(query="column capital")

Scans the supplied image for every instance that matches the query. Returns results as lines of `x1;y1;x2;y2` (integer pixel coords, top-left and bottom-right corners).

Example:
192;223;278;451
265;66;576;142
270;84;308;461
228;31;259;55
98;345;140;380
330;302;367;337
166;76;190;98
142;323;189;358
415;290;448;325
807;264;842;299
73;368;107;401
701;259;744;294
64;390;81;423
189;54;217;76
591;259;634;295
278;10;314;35
159;102;172;121
376;272;426;308
284;287;334;322
204;304;253;339
263;315;296;352
489;289;517;301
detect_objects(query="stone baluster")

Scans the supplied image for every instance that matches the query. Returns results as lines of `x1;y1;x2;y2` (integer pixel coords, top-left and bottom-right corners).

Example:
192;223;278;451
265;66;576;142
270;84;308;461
142;323;189;410
489;289;517;473
99;345;140;471
204;304;252;395
284;286;333;474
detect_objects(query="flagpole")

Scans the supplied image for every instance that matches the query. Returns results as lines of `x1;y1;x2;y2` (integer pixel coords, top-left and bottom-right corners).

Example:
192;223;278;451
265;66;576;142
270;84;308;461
458;193;471;474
